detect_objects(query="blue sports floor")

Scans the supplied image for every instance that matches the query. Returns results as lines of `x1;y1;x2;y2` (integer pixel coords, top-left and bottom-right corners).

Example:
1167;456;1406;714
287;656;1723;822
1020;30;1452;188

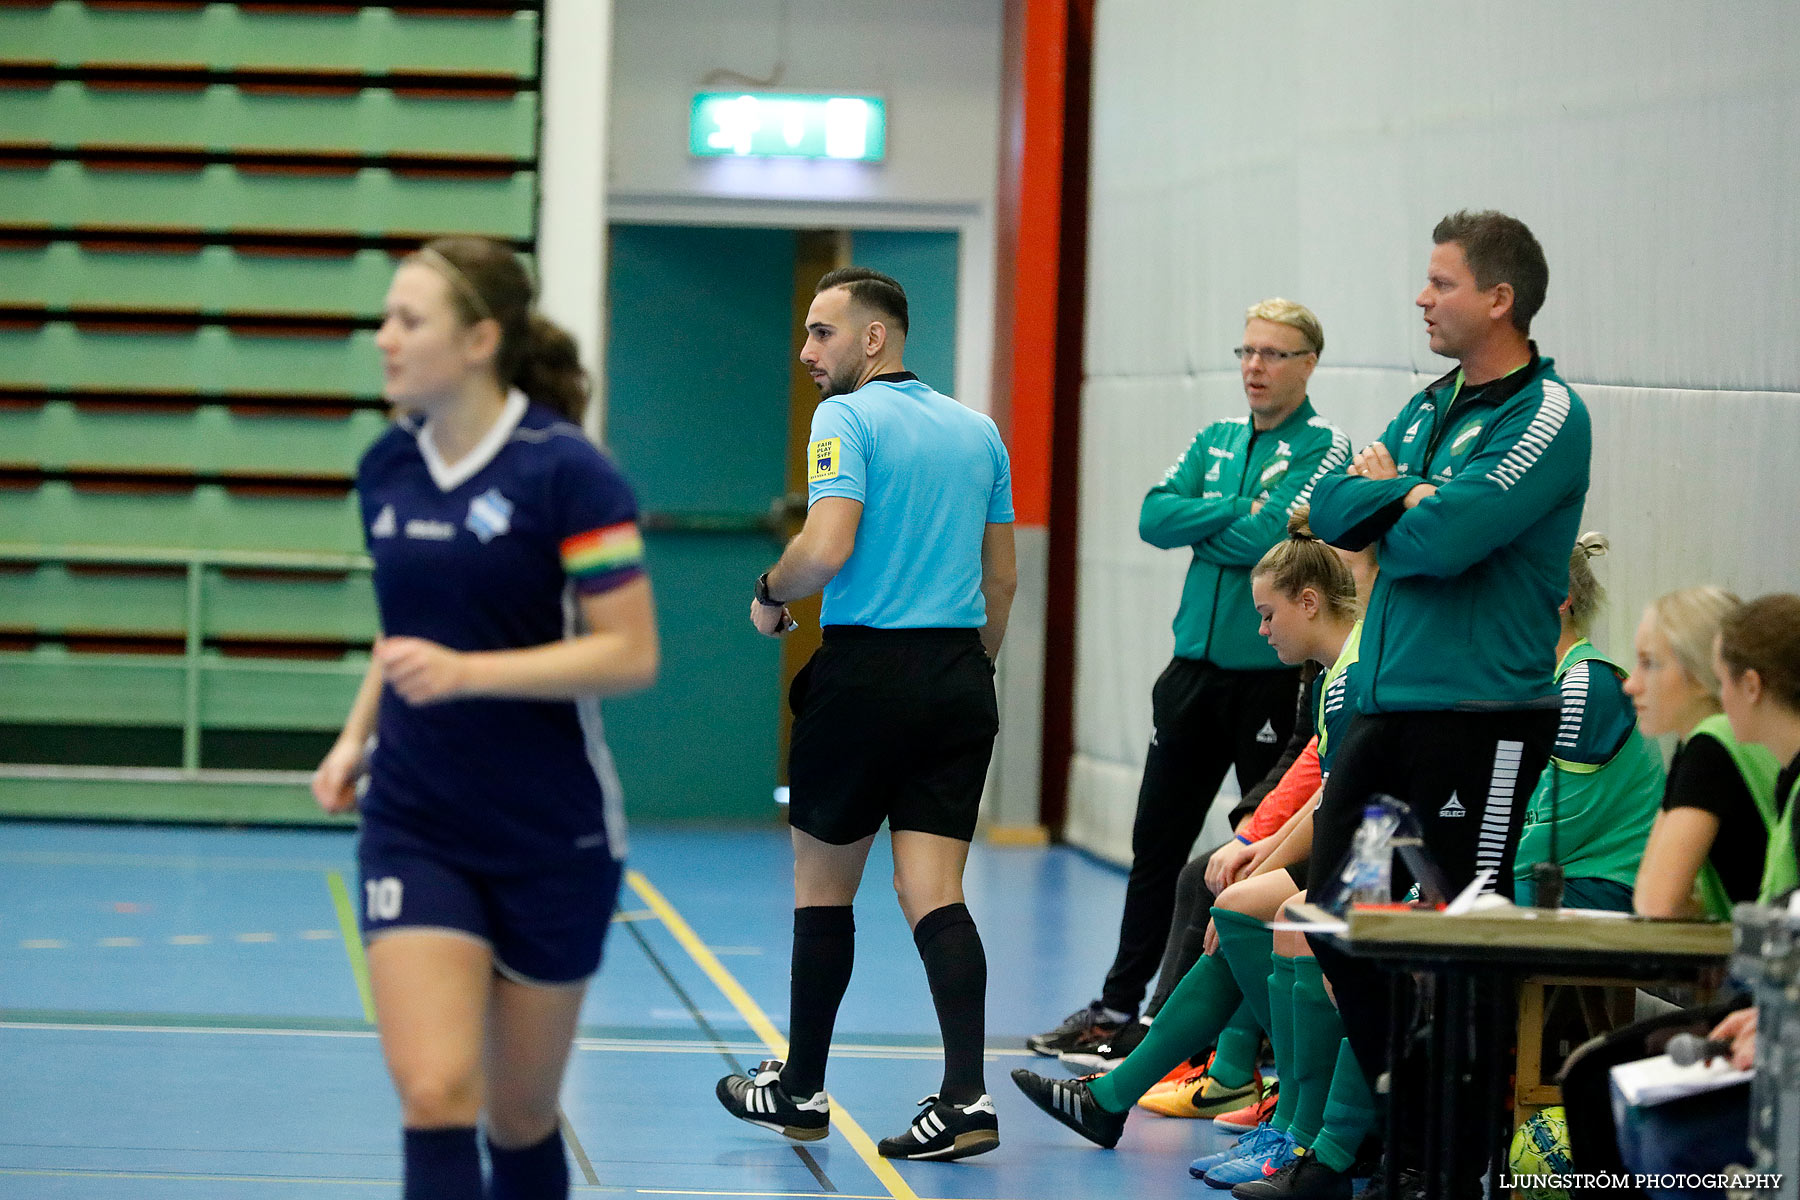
0;822;1242;1198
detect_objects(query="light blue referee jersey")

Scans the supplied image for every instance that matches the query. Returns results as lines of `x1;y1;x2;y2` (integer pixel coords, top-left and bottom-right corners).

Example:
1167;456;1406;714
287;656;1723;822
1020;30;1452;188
806;372;1014;629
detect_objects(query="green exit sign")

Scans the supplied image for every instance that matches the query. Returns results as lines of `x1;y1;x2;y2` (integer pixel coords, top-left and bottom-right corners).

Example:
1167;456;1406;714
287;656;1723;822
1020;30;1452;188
690;93;886;162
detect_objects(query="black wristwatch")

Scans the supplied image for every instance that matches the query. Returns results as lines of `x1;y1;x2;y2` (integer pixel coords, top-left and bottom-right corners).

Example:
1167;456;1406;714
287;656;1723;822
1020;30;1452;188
754;570;783;607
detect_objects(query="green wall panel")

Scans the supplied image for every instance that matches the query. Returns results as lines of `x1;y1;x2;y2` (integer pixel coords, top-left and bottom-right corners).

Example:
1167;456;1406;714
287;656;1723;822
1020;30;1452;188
198;657;368;730
0;773;350;827
0;4;540;76
0;84;538;158
0;326;380;393
0;405;387;476
0;164;534;239
0;562;376;642
203;570;378;642
0;652;363;731
0;651;187;725
0;485;363;554
0;245;396;317
0;564;187;635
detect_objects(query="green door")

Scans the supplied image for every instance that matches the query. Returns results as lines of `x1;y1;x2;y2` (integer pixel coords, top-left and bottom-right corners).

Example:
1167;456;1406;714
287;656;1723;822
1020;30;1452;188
600;224;960;825
602;225;796;823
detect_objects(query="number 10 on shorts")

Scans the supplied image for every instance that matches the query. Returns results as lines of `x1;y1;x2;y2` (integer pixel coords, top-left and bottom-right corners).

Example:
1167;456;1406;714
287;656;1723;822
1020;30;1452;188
365;877;403;921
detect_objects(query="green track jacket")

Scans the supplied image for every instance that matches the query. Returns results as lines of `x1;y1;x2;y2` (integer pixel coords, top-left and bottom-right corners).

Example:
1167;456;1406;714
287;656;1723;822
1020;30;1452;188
1139;398;1351;669
1309;350;1591;711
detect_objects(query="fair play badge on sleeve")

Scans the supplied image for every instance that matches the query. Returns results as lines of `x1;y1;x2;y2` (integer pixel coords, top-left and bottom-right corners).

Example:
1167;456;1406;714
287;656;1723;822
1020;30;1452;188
808;437;841;482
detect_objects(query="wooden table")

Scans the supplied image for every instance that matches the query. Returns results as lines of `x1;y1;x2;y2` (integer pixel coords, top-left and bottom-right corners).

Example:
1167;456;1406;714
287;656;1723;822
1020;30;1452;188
1292;903;1732;1199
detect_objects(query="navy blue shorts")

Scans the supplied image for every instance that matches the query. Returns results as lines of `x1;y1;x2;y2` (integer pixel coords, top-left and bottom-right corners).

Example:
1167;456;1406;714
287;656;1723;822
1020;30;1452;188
356;839;623;986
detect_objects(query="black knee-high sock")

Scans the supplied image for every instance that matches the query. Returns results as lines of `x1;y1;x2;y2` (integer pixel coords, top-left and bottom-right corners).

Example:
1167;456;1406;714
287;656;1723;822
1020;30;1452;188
913;902;987;1105
487;1127;568;1200
403;1126;482;1200
780;905;855;1097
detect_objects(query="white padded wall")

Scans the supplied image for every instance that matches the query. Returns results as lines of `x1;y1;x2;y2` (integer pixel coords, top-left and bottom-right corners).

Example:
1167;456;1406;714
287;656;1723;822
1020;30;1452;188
1069;0;1800;863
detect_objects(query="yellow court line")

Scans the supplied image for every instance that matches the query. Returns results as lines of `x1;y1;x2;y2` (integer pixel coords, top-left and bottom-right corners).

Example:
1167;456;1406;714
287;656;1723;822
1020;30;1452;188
325;871;377;1023
624;870;921;1200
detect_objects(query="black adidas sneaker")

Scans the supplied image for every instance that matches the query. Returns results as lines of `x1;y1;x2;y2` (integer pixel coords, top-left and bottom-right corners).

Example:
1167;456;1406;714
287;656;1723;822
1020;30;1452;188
1009;1068;1128;1148
715;1059;831;1141
876;1093;999;1161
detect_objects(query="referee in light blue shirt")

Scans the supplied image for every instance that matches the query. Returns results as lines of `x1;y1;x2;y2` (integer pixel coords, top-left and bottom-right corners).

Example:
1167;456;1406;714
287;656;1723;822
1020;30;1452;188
714;267;1017;1162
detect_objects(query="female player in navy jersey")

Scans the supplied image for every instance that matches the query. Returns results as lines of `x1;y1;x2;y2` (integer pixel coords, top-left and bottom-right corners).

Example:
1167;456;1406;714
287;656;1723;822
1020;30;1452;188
311;236;659;1200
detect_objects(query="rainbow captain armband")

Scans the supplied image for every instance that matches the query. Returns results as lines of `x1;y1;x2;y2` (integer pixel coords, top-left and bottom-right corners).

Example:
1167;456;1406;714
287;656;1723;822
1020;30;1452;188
560;522;645;589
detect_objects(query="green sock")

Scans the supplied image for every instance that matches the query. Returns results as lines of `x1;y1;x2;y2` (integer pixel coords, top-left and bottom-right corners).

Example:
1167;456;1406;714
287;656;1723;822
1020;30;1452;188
1211;907;1277;1033
1287;956;1345;1148
1309;1037;1378;1173
1207;1003;1260;1090
1086;950;1243;1112
1267;954;1298;1133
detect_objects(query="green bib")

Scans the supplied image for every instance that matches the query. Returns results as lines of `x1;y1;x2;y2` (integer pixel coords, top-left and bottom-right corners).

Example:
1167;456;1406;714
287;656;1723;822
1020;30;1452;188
1690;713;1784;919
1514;640;1665;893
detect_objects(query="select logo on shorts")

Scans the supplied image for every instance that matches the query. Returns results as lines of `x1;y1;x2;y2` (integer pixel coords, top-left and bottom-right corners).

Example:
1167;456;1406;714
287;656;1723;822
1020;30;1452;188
465;487;515;544
809;437;842;482
369;505;396;538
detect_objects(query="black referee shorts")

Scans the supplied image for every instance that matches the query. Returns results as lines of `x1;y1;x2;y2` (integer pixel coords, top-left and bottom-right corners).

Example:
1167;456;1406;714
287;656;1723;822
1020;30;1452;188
787;625;999;846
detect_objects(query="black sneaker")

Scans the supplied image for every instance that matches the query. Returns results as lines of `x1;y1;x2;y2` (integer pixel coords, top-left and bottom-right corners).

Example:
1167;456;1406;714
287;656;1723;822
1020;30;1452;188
1058;1016;1149;1071
876;1093;999;1161
1027;1001;1128;1056
1233;1150;1353;1200
1009;1068;1128;1149
715;1058;830;1141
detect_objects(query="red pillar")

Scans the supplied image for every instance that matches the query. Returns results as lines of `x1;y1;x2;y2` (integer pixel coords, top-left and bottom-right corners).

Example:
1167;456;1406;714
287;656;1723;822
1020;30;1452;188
993;0;1093;833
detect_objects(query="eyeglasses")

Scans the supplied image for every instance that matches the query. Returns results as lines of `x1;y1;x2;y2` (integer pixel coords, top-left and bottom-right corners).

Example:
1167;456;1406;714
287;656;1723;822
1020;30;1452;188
1233;346;1314;362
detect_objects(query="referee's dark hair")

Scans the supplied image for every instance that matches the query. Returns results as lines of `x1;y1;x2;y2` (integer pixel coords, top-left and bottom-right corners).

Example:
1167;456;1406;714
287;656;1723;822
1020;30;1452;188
816;266;909;337
1432;210;1548;335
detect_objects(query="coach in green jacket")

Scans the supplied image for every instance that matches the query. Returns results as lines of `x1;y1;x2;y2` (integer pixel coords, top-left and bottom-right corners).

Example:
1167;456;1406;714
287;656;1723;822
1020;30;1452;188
1308;210;1592;1198
1030;298;1350;1060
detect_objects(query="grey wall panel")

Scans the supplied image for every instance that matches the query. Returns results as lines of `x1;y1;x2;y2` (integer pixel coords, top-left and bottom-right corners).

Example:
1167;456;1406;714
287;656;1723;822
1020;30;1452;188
1069;0;1799;859
1579;382;1800;667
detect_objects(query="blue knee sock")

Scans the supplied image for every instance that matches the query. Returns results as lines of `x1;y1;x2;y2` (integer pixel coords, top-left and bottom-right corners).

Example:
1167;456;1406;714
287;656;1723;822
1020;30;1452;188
403;1126;482;1200
487;1126;569;1200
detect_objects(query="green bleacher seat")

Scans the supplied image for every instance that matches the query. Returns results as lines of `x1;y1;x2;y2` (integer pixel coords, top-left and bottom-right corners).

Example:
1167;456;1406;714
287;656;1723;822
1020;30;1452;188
0;3;540;76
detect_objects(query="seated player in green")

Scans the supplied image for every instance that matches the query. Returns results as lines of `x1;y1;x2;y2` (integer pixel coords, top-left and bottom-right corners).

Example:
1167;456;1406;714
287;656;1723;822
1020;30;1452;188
1511;533;1665;911
1627;588;1781;918
1011;513;1375;1198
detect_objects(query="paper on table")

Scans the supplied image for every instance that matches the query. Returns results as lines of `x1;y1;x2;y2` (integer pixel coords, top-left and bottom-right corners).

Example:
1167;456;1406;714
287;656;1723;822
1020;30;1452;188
1610;1053;1753;1108
1442;868;1498;915
1270;912;1348;934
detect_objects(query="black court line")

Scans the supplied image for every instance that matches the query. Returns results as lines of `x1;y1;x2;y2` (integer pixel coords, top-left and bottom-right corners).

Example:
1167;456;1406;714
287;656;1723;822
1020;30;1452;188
558;1112;599;1186
618;917;838;1193
795;1143;837;1192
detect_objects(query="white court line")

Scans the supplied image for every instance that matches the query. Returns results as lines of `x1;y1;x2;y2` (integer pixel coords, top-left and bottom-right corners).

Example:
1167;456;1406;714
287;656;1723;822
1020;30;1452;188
0;850;351;873
0;1020;1032;1060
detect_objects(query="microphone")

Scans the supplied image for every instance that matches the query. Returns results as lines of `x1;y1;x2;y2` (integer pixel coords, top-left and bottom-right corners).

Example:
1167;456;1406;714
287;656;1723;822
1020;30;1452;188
1666;1032;1737;1068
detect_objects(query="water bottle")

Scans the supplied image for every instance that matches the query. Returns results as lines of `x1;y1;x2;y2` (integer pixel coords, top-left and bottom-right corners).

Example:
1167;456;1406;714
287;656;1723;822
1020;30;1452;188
1347;804;1396;907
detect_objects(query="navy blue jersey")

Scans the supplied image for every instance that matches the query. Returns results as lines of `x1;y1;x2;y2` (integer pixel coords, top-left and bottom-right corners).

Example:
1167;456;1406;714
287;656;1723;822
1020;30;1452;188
356;391;646;870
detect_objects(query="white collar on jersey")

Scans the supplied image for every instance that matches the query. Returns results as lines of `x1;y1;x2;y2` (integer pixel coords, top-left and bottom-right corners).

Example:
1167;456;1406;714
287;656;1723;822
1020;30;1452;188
417;388;528;493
